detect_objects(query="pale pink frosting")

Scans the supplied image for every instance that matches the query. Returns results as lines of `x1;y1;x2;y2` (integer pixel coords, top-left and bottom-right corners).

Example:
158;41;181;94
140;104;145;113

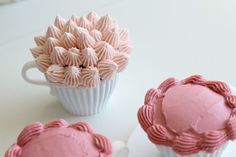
54;15;66;30
118;41;132;54
77;16;92;30
50;47;67;65
113;53;129;72
46;25;62;39
81;67;100;88
81;48;98;67
90;29;102;42
30;46;44;58
73;26;89;38
60;32;77;49
31;12;131;88
137;75;236;155
63;19;77;33
5;119;112;157
70;14;79;24
34;35;46;46
103;28;120;48
98;60;117;80
119;28;129;41
76;31;95;49
65;48;81;66
35;54;52;73
87;11;100;26
64;66;81;86
95;14;115;32
46;64;65;83
95;41;115;61
44;37;61;55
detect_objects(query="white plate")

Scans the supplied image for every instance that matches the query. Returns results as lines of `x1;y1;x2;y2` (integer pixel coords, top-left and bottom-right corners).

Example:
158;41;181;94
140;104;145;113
128;126;236;157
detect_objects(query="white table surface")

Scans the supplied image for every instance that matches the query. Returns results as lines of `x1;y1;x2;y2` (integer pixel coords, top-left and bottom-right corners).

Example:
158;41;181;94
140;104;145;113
1;0;236;155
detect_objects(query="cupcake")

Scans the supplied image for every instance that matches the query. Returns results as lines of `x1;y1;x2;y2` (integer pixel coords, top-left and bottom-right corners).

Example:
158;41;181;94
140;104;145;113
5;119;128;157
22;11;132;116
137;75;236;157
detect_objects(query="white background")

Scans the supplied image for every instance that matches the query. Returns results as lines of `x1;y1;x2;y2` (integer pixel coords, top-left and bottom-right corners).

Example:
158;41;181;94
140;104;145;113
1;0;236;155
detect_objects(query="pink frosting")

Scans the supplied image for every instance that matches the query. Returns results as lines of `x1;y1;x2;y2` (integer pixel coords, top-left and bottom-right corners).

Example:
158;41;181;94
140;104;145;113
50;47;67;65
34;35;46;46
138;75;236;155
54;15;66;30
77;16;92;30
95;41;115;61
76;31;95;49
113;53;129;72
65;48;81;66
87;11;100;26
81;67;100;88
30;12;131;88
102;28;120;48
44;37;61;55
60;32;77;49
5;119;112;157
46;25;62;39
81;48;98;67
46;64;65;83
97;60;117;80
35;54;52;73
63;19;77;33
30;46;44;58
64;66;81;86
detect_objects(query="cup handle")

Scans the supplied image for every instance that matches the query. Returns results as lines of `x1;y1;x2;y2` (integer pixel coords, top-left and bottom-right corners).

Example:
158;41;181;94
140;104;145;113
21;61;49;86
112;141;129;157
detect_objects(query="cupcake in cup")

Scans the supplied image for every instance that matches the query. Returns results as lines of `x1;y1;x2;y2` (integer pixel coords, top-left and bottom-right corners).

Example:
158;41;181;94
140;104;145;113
22;11;132;116
5;119;129;157
137;75;236;157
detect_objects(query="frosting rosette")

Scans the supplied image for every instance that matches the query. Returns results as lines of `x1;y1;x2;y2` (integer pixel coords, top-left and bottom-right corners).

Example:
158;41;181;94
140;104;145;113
29;11;131;88
5;119;112;157
137;75;236;156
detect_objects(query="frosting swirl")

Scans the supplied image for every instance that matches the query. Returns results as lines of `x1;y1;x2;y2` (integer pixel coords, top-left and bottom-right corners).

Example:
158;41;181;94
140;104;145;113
50;47;67;65
89;29;102;42
46;64;65;83
30;46;44;58
46;25;62;39
76;31;95;49
60;32;77;49
81;48;98;67
54;15;66;30
95;14;115;32
81;67;100;88
87;11;99;26
65;48;81;66
102;28;120;48
35;54;52;73
34;35;46;46
64;66;81;86
44;37;61;55
113;53;129;72
119;28;129;41
97;60;117;80
63;19;77;33
118;41;132;54
77;16;92;30
137;75;236;155
95;41;115;61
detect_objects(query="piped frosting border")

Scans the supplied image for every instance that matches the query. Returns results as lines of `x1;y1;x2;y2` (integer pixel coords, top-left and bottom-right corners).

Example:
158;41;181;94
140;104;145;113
138;75;236;155
5;119;112;157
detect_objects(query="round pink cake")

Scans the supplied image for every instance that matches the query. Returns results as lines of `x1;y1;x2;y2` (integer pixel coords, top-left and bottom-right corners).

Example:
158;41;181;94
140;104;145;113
138;75;236;156
5;119;112;157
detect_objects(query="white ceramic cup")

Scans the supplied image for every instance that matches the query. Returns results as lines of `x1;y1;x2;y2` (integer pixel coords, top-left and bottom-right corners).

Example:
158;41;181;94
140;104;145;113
22;61;118;116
